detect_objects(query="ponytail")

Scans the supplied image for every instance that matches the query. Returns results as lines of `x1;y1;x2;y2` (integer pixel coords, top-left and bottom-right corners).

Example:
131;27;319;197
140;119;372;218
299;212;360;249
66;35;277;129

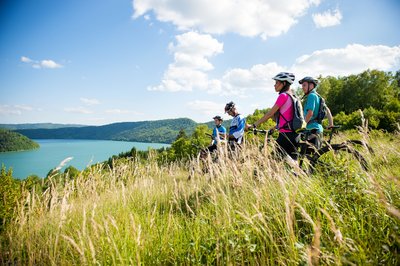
279;81;291;94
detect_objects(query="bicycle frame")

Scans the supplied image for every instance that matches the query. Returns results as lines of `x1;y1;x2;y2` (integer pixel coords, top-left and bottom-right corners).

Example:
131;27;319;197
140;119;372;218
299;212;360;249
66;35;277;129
249;126;370;173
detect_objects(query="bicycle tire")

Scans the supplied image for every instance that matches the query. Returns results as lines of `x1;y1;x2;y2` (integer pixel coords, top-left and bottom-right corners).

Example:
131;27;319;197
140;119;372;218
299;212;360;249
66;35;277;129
311;143;369;172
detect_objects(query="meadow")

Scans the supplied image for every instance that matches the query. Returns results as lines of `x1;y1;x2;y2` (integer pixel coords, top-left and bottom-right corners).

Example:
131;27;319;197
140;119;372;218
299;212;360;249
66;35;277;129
1;130;399;265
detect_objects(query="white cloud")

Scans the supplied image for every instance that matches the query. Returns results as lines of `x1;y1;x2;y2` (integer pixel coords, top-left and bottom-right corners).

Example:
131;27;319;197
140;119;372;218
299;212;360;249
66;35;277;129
21;56;63;69
40;59;62;69
105;109;143;115
0;105;22;115
148;31;223;92
312;8;342;28
64;107;93;114
133;0;320;39
80;98;100;106
220;44;400;96
219;63;283;95
292;44;400;78
14;104;33;111
186;100;224;116
152;43;400;98
0;104;36;115
21;56;33;63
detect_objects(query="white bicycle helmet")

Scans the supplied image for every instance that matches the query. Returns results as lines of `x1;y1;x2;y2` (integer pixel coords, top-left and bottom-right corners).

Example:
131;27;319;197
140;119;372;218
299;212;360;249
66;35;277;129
272;72;295;84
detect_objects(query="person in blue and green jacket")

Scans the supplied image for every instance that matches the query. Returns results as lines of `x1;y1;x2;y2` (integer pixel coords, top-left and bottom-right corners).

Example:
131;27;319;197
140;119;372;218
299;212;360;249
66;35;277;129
299;76;334;149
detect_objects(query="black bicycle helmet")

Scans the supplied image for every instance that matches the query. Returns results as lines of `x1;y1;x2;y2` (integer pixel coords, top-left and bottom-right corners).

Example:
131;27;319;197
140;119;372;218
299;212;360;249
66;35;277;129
272;72;295;84
224;101;235;113
299;76;318;86
213;115;223;121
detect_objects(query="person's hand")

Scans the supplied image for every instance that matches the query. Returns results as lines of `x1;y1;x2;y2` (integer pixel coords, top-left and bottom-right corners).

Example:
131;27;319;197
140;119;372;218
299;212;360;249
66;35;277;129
228;135;236;141
245;123;256;130
327;124;335;129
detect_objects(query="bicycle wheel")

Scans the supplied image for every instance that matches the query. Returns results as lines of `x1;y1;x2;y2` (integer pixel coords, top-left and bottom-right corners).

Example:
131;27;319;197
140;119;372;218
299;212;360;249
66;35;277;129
311;143;369;173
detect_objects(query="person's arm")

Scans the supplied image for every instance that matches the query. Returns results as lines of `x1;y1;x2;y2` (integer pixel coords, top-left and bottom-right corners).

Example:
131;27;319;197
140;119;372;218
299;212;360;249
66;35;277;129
220;128;227;140
326;107;334;128
305;109;313;123
248;104;280;129
211;128;217;145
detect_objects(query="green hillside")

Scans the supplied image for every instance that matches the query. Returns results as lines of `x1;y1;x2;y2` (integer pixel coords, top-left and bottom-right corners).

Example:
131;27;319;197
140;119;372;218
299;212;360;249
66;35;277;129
16;118;199;144
0;123;85;130
0;129;39;152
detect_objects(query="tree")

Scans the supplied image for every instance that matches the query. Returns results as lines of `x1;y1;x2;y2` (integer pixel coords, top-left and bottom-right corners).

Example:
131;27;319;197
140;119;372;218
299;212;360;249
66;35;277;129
175;129;187;140
0;165;20;231
320;70;398;115
394;69;400;89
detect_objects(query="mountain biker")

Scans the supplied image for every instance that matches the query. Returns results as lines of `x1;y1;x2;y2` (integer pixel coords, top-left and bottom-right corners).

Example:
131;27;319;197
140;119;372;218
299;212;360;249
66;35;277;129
225;101;246;151
246;72;299;160
207;115;227;153
299;76;334;149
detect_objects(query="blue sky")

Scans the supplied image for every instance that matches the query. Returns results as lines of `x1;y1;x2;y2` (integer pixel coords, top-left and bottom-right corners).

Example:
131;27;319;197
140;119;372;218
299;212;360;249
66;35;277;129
1;0;399;125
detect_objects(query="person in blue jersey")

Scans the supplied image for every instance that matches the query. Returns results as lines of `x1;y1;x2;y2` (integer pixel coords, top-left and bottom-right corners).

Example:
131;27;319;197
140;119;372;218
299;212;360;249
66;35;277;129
206;115;227;153
225;101;246;151
299;76;334;149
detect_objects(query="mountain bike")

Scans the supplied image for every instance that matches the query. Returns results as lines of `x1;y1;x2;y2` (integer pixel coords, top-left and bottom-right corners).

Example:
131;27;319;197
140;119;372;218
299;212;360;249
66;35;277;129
250;126;372;174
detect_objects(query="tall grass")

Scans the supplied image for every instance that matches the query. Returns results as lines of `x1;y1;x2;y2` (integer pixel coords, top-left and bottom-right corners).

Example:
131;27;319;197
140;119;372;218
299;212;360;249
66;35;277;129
1;131;399;265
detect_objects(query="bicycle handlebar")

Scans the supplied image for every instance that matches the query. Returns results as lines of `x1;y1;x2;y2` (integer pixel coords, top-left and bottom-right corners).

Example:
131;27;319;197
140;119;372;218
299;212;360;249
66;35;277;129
205;132;213;138
249;128;275;135
327;125;341;130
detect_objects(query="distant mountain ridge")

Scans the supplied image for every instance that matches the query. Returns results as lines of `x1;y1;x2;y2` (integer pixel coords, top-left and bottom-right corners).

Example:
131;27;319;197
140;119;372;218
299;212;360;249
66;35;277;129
14;118;203;144
0;123;86;130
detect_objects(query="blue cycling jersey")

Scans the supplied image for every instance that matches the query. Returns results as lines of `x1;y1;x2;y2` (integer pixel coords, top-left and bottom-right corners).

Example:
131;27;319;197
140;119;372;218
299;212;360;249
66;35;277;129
212;125;226;145
304;91;323;133
229;114;246;144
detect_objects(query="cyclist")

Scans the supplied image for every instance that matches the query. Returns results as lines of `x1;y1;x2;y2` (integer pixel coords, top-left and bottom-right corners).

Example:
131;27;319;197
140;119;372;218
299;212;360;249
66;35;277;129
207;115;227;153
246;72;299;160
299;76;334;149
225;101;246;151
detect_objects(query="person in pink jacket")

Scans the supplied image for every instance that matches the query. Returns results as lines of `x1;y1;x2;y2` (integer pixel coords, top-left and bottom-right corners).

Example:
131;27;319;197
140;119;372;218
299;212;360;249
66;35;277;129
247;72;299;160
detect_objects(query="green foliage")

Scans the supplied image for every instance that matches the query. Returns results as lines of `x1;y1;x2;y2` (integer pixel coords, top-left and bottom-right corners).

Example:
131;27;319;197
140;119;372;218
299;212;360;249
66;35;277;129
64;166;80;179
318;70;396;115
0;128;39;152
333;108;400;131
165;125;211;162
304;69;400;132
0;165;20;231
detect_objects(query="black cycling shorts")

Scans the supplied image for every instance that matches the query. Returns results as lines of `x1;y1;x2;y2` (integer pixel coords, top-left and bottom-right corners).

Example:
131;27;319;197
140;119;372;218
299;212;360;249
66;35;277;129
276;132;299;160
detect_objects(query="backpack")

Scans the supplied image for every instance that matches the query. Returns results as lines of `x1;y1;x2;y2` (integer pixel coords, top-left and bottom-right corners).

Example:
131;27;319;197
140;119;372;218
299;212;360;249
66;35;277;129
276;93;305;132
310;93;327;124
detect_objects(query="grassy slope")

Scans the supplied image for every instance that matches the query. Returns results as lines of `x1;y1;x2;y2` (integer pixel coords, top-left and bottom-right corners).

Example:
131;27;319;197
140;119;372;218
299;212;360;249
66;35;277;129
1;131;399;265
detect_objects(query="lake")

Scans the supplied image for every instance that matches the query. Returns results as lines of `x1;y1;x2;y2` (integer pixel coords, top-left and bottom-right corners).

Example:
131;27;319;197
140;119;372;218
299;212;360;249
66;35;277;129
0;139;170;179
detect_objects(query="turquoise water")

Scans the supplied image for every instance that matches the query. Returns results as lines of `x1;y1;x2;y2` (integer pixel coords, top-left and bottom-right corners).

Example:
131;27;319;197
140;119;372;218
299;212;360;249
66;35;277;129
0;139;169;179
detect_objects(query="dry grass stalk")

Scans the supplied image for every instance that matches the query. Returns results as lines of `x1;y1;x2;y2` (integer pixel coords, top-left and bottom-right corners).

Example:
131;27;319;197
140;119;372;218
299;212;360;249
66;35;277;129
306;220;321;266
319;208;343;244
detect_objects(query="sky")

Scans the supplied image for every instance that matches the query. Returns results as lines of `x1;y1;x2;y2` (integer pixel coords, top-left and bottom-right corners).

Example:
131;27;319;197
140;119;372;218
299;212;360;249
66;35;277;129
0;0;400;125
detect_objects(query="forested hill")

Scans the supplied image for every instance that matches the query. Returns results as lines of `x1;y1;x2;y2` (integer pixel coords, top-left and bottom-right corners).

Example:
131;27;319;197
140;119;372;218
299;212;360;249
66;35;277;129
0;123;85;130
15;118;199;144
0;129;39;152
